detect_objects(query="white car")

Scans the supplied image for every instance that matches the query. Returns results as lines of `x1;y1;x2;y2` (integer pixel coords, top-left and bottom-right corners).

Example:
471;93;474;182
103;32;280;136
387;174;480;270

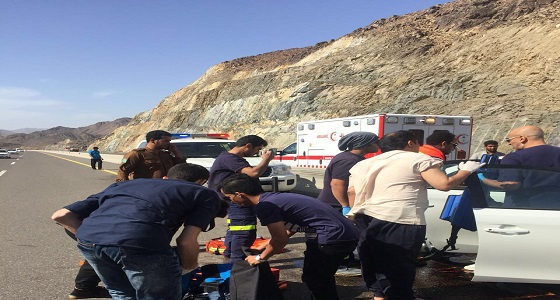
425;162;560;283
137;137;297;192
0;149;11;159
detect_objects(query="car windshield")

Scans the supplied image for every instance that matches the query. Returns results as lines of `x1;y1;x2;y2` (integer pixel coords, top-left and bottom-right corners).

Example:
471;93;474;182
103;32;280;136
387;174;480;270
174;141;236;158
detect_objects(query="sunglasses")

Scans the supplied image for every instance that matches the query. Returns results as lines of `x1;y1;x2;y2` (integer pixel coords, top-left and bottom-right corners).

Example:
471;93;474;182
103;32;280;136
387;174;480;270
504;136;521;143
450;142;458;148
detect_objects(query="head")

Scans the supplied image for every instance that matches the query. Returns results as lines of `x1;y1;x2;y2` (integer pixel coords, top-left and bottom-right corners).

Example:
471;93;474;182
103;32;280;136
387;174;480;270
338;131;379;155
234;135;268;157
378;130;419;153
505;125;546;150
145;130;173;150
483;140;499;154
93;147;99;150
167;163;229;219
425;130;457;154
167;163;209;185
218;174;264;207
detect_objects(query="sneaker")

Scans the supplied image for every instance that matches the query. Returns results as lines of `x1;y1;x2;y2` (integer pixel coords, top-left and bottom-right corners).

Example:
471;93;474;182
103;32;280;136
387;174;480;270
69;286;111;299
464;263;475;271
335;267;362;277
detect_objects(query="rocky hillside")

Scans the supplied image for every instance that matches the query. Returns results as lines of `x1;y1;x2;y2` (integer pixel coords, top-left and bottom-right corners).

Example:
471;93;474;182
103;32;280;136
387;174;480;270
0;118;131;150
95;0;560;153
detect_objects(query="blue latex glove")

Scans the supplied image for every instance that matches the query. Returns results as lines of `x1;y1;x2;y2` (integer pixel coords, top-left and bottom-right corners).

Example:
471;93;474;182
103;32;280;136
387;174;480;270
342;206;351;215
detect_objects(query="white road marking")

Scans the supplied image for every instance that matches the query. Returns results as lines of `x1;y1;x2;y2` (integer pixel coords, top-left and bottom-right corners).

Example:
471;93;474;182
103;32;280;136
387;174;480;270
0;170;6;177
11;162;16;165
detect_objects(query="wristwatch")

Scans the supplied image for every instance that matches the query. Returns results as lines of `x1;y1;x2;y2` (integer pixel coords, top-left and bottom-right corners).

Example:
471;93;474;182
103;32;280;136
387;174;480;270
255;254;266;262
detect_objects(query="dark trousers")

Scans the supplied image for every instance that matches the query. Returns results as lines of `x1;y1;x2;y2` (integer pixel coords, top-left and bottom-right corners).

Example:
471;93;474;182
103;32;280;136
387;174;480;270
91;159;102;170
357;215;426;300
75;259;102;289
302;240;356;300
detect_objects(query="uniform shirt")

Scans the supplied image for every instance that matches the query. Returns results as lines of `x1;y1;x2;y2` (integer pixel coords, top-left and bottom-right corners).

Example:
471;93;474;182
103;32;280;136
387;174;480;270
498;145;560;198
116;148;185;181
419;144;445;160
348;150;442;225
317;151;364;207
207;152;256;220
207;152;251;191
66;178;220;251
255;192;360;245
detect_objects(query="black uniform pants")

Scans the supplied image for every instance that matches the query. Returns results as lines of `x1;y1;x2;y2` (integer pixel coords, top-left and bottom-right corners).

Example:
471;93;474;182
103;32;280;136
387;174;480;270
302;240;356;300
357;215;426;300
90;159;102;170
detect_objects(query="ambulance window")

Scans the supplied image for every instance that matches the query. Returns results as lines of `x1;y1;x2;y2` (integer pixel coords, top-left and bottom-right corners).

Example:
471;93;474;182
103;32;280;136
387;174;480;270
308;124;315;130
342;121;351;127
409;129;424;146
366;118;375;125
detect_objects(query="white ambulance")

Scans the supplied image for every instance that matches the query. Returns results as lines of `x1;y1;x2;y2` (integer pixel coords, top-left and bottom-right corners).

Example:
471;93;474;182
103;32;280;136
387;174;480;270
278;113;473;168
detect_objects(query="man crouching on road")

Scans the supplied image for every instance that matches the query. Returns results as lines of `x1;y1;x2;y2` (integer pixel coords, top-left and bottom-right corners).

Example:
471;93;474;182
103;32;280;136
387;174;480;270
219;174;360;300
52;163;229;300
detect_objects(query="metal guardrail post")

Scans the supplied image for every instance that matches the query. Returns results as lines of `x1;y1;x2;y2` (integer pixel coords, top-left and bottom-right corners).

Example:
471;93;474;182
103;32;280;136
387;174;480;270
271;176;279;192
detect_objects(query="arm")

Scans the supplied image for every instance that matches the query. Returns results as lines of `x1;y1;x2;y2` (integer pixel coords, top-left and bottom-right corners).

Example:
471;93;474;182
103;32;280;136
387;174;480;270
246;221;288;265
176;225;203;271
168;143;187;163
116;152;139;181
421;167;472;191
348;186;356;207
51;208;83;234
239;150;274;178
330;178;350;207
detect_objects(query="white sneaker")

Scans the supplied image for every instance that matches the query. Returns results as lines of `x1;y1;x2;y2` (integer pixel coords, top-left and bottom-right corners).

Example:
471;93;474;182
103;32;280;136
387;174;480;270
464;263;475;271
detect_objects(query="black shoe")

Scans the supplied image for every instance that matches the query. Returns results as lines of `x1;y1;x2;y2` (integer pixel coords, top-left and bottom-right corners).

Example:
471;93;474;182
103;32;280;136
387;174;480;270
69;286;111;299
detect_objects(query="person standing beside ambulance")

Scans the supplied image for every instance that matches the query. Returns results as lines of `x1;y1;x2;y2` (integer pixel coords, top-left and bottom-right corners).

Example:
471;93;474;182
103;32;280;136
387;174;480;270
116;130;186;181
419;130;457;161
317;132;379;215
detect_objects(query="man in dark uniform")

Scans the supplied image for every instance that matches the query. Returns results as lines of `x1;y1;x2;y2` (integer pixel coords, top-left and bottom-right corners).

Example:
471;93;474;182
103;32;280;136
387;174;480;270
52;163;228;300
207;135;274;262
116;130;186;181
219;174;360;300
68;130;186;299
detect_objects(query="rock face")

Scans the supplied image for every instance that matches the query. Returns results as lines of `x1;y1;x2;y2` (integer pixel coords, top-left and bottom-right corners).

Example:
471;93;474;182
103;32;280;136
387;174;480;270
96;0;560;153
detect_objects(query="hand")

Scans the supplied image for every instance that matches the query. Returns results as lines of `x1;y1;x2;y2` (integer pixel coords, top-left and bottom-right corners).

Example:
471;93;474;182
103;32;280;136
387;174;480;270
342;206;351;215
245;255;263;266
261;150;275;162
458;161;486;174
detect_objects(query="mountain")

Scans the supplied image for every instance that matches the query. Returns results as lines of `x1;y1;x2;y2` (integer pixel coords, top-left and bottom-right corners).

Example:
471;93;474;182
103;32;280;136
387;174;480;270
91;0;559;152
0;118;131;150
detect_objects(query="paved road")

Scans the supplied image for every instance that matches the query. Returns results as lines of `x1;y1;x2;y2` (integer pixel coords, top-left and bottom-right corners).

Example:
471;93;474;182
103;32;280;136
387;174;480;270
0;152;558;299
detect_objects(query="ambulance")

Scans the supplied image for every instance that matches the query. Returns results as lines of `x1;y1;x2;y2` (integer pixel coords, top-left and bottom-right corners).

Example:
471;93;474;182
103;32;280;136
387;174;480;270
278;113;473;168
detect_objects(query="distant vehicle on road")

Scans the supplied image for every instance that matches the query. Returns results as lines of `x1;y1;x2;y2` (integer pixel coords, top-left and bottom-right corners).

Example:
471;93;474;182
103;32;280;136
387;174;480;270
0;149;11;158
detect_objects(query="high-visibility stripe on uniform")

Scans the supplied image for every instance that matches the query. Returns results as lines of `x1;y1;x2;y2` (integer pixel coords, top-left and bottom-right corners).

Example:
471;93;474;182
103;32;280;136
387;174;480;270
229;225;257;231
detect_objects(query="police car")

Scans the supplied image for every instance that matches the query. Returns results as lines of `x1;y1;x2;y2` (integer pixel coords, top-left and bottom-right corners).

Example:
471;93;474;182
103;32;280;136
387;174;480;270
424;161;560;283
137;133;297;192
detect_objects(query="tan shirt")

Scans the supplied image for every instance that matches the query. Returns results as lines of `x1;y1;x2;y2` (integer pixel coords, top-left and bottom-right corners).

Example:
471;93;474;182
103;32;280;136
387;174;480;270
116;148;186;181
348;150;442;225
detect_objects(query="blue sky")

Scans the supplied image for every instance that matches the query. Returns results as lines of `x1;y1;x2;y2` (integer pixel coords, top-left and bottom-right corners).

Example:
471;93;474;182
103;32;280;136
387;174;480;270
0;0;448;131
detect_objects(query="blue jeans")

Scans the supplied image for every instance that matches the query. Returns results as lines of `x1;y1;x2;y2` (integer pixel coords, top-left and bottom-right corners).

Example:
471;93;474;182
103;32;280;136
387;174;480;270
77;240;181;300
